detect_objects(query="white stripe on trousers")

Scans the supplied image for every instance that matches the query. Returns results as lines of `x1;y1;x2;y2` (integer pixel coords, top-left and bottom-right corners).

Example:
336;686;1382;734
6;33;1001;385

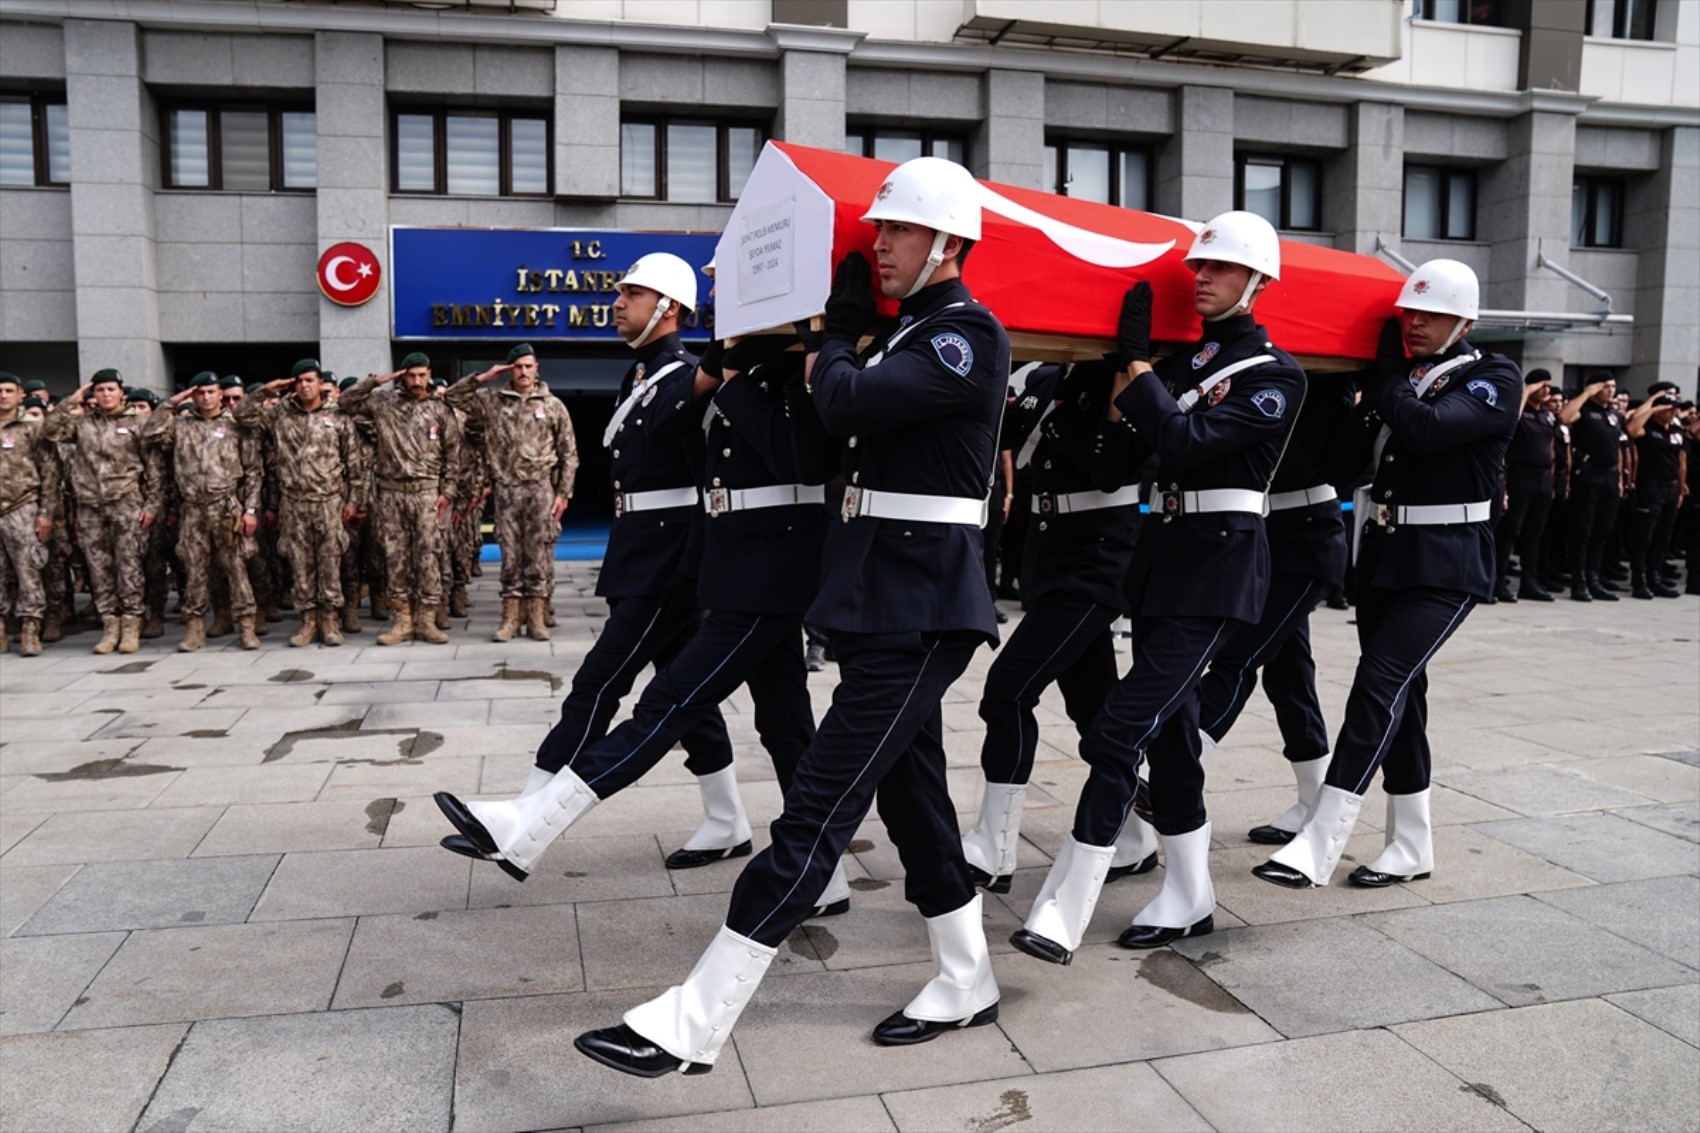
1348;595;1474;795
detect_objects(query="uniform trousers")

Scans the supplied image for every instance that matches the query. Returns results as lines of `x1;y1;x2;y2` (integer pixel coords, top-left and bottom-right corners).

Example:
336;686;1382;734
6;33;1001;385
1197;574;1329;762
1626;480;1680;578
725;630;982;948
1074;615;1236;841
0;505;47;619
494;481;554;599
533;584;731;776
373;487;445;606
279;496;348;612
564;611;813;800
1322;576;1476;798
977;594;1120;783
77;498;146;617
1568;471;1621;575
177;499;255;619
1497;467;1554;586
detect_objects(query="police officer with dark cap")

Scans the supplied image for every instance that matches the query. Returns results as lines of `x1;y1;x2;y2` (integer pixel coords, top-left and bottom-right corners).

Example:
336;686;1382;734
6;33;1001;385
574;155;1008;1077
1624;381;1686;599
1254;258;1520;891
1561;371;1626;601
1493;368;1561;602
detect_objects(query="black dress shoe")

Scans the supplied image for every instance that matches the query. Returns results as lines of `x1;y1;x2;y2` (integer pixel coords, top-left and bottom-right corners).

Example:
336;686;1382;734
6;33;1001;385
1251;861;1316;888
1493;581;1517;604
994;608;1009;624
1247;823;1298;845
1588;576;1620;601
810;897;850;919
1009;928;1073;965
1651;580;1681;598
1570;584;1593;602
434;793;529;881
440;835;527;882
1518;582;1555;602
967;865;1012;894
1116;914;1213;949
1105;852;1158;883
872;1002;998;1046
574;1024;711;1078
664;840;752;870
1348;865;1431;888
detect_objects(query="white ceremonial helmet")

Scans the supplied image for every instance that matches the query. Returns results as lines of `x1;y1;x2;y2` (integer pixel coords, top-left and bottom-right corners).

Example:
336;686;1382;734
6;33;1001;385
1183;210;1282;322
861;156;983;297
617;252;698;347
701;255;716;277
1397;258;1479;351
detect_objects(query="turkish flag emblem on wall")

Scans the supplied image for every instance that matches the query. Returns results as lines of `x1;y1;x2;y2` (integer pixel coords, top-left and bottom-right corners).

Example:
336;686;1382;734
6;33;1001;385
317;242;383;307
713;142;1405;364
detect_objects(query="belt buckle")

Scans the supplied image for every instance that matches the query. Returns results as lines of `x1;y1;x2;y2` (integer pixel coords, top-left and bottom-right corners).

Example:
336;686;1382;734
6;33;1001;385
706;487;731;516
841;485;863;522
1037;493;1055;515
1374;503;1391;527
613;493;626;519
1159;490;1183;517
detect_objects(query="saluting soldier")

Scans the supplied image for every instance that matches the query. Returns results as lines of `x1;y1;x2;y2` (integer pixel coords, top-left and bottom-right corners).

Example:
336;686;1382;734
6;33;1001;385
0;373;58;656
144;372;263;651
1494;369;1561;603
1560;372;1625;602
238;359;368;647
575;157;1009;1077
336;374;374;634
124;388;172;639
444;342;579;642
42;369;155;655
1010;210;1303;963
340;353;462;645
1254;259;1520;890
1624;382;1685;599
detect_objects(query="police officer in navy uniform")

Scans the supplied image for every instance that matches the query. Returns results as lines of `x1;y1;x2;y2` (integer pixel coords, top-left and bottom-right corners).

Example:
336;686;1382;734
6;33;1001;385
1010;210;1305;964
434;253;735;861
573;156;1009;1077
1494;368;1561;602
1194;361;1353;844
959;357;1160;893
1624;381;1686;599
1254;258;1521;890
1561;371;1625;602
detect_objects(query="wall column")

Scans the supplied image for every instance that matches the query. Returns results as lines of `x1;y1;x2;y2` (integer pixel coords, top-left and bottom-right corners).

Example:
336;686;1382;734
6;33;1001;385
973;69;1044;188
1155;85;1234;221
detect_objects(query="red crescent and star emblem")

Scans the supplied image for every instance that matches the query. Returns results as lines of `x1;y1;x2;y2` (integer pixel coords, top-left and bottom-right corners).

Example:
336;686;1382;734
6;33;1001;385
316;242;382;307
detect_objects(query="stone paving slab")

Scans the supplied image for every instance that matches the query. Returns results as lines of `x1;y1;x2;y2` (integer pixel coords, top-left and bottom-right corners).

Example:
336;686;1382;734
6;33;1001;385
0;812;45;856
0;861;78;935
590;1095;896;1133
17;853;279;934
248;846;472;921
0;930;125;1034
1436;763;1660;815
1533;875;1700;969
0;1023;187;1132
1470;812;1700;882
1605;982;1700;1048
149;761;337;808
1618;799;1700;843
575;893;828;993
2;804;224;866
192;798;390;857
466;833;678;908
1549;752;1700;803
882;1062;1212;1132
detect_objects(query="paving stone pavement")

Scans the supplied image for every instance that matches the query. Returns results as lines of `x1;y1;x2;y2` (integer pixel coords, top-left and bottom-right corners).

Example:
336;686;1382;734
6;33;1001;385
1;565;1696;1132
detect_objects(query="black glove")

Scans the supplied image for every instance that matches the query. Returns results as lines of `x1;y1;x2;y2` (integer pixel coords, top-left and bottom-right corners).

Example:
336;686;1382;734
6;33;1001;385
823;252;876;342
793;319;824;354
1374;317;1406;380
723;333;800;374
697;340;727;382
1116;281;1154;368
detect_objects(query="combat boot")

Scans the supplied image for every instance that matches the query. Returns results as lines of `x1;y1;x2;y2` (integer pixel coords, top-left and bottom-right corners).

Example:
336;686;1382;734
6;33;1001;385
371;586;391;618
449;584;470;618
320;609;344;647
41;608;63;643
209;605;233;638
289;609;320;648
341;602;362;634
524;597;551;641
435;604;450;631
1631;569;1654;600
18;618;42;657
92;615;120;654
179;617;206;652
375;604;414;646
141;609;165;638
493;597;521;642
117;615;141;654
237;615;261;650
415;604;449;645
0;623;8;653
544;603;557;628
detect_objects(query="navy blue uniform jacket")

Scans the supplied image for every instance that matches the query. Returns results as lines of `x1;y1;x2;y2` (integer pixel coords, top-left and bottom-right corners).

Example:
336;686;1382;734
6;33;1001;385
1114;314;1306;624
1266;371;1351;585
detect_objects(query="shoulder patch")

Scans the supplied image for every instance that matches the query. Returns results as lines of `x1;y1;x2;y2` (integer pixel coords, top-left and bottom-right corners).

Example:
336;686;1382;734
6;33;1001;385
1250;389;1287;419
1192;342;1220;370
931;333;974;377
1466;379;1499;408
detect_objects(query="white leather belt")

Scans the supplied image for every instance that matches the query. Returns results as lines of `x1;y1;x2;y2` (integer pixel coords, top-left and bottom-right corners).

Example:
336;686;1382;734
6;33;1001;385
614;487;699;518
841;485;984;526
1371;500;1491;527
1268;485;1338;512
1033;485;1142;516
705;484;824;516
1149;486;1267;517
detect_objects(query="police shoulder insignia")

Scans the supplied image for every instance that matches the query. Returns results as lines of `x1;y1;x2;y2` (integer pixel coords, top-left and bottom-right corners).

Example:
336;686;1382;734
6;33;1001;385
1251;389;1287;419
931;333;974;376
1466;379;1499;407
1191;342;1220;370
1019;394;1038;411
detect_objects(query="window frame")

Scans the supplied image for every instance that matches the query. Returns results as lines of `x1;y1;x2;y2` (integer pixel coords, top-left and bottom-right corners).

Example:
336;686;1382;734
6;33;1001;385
1043;137;1154;211
1572;175;1626;249
388;107;553;198
618;114;767;204
1402;163;1478;242
159;100;315;193
1584;0;1659;40
845;125;971;168
1415;0;1511;27
0;91;70;188
1235;153;1323;233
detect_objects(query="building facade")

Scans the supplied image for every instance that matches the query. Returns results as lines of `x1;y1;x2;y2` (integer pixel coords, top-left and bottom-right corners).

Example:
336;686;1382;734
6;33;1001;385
1;0;1695;410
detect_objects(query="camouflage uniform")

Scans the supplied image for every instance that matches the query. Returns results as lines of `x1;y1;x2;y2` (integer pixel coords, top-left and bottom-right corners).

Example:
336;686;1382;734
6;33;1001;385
342;414;379;624
41;445;76;636
0;410;58;627
42;400;151;619
143;405;261;622
339;377;462;610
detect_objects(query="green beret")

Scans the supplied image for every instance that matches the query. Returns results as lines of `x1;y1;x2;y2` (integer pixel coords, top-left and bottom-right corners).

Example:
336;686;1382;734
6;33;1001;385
292;358;321;378
0;372;20;387
22;396;47;411
189;371;220;388
320;370;335;384
338;376;359;392
23;378;46;393
505;343;536;364
400;352;431;369
245;382;267;397
89;368;124;389
127;388;159;407
219;375;243;389
431;377;447;388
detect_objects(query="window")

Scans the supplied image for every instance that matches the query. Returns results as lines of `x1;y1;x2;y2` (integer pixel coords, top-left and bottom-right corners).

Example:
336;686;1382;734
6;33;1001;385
1572;176;1624;248
0;93;69;187
620;116;763;203
1403;165;1476;240
391;109;550;197
1585;0;1659;39
1236;154;1321;231
1415;0;1509;26
1042;140;1152;210
163;102;315;191
845;127;968;168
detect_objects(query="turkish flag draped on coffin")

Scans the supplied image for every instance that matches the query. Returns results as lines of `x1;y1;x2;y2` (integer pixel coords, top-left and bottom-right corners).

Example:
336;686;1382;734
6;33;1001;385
713;141;1405;364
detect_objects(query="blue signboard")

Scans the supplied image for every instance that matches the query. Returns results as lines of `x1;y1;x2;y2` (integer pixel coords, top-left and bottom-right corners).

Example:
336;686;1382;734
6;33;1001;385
389;227;719;342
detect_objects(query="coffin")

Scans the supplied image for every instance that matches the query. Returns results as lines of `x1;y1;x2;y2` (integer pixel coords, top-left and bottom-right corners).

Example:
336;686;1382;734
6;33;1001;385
713;141;1404;368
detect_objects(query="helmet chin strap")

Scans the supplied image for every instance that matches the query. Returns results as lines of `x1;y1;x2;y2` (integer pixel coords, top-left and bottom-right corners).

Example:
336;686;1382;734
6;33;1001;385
626;298;673;350
1439;315;1469;353
1204;270;1265;323
903;230;951;299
